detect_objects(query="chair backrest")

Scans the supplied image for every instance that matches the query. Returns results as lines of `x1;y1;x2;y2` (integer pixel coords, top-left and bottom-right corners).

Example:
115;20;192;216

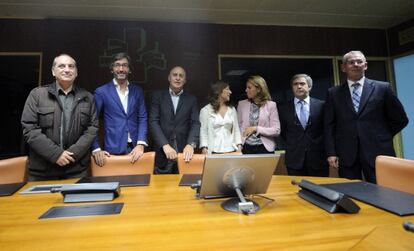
376;155;414;195
0;156;28;184
177;153;206;174
91;152;155;177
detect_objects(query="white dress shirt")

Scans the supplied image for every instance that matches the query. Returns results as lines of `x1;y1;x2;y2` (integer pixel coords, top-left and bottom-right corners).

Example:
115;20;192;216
169;88;184;113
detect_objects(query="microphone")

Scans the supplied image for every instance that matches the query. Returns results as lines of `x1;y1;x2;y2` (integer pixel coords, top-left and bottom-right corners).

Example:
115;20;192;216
190;180;201;190
191;180;202;198
291;179;360;214
291;179;340;202
403;221;414;233
50;187;62;193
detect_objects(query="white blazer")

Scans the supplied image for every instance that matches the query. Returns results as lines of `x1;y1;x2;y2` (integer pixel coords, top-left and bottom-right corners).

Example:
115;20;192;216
199;104;242;154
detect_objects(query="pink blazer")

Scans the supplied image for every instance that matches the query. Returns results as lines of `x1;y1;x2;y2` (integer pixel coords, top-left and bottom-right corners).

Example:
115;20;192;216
237;99;281;152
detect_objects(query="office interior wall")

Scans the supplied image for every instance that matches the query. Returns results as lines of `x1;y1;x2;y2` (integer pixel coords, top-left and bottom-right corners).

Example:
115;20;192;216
0;18;388;99
388;18;414;56
0;53;41;158
393;53;414;160
0;18;390;156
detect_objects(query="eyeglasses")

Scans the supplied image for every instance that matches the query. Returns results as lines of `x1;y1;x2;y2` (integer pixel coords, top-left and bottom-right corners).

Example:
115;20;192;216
346;60;365;66
113;63;129;68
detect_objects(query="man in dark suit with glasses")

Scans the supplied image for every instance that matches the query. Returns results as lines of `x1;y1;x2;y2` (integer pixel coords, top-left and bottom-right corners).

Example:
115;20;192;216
325;51;408;183
279;74;328;177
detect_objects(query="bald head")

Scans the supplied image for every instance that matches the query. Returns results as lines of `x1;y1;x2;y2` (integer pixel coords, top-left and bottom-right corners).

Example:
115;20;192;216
168;66;186;94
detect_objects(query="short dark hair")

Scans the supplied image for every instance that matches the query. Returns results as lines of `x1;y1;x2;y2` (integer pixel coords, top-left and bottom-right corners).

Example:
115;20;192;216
52;53;76;69
109;52;132;70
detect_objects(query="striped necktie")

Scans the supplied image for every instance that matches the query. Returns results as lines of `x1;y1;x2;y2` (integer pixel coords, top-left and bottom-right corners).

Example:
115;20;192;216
352;83;361;112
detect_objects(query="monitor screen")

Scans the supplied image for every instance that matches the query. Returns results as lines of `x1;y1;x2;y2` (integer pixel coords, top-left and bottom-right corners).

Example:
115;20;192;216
198;154;280;199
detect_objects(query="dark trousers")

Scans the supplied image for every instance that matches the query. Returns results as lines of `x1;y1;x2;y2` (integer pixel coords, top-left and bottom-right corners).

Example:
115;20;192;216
339;140;377;183
154;158;178;174
242;144;273;154
287;151;329;177
28;168;89;181
154;139;178;174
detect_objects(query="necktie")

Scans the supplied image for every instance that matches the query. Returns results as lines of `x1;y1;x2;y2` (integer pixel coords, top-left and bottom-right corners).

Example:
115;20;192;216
298;100;308;129
352;83;361;112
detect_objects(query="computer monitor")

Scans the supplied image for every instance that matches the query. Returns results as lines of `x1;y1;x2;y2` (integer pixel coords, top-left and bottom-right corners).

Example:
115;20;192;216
198;154;279;213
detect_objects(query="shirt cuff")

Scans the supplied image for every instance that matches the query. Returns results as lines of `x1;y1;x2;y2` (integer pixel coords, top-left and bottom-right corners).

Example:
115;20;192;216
136;141;148;147
92;148;102;154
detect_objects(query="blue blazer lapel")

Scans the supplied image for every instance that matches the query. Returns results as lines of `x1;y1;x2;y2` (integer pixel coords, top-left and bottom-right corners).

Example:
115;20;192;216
358;79;374;114
109;82;127;115
127;85;137;116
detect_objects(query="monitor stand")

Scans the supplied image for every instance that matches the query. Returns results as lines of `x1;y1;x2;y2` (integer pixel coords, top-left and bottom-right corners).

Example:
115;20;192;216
221;188;260;214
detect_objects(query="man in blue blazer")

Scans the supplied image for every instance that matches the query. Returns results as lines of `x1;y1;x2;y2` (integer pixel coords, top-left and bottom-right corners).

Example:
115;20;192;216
149;66;200;174
324;51;408;183
92;53;148;166
279;74;328;177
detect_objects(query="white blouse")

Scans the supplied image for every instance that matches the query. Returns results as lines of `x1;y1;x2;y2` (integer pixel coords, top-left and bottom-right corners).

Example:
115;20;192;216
199;104;242;154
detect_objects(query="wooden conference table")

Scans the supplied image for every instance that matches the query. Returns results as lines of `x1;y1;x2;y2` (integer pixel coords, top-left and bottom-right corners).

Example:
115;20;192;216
0;175;413;251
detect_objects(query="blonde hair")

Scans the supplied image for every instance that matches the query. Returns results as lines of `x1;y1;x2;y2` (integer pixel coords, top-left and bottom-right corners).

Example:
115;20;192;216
247;75;271;107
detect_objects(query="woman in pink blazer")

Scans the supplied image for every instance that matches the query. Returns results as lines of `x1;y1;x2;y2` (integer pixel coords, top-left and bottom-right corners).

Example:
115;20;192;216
237;75;281;154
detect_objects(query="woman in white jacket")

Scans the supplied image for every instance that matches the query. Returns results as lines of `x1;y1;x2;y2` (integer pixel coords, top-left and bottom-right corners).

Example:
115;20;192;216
199;81;242;154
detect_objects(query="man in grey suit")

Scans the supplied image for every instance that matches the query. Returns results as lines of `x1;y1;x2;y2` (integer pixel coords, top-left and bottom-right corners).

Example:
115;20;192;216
324;51;408;183
279;74;328;177
149;66;200;174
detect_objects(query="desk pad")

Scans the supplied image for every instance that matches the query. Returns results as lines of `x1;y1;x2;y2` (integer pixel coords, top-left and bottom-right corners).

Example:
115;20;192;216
77;174;150;187
179;174;201;186
323;181;414;216
39;203;124;219
0;182;26;196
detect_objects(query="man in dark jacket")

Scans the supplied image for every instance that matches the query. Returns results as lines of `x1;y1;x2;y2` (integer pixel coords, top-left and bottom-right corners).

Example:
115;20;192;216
279;74;328;177
149;66;200;174
324;51;408;183
21;54;98;180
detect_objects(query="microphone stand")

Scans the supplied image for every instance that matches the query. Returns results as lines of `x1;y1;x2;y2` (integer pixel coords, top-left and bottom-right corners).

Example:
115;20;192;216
403;221;414;233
